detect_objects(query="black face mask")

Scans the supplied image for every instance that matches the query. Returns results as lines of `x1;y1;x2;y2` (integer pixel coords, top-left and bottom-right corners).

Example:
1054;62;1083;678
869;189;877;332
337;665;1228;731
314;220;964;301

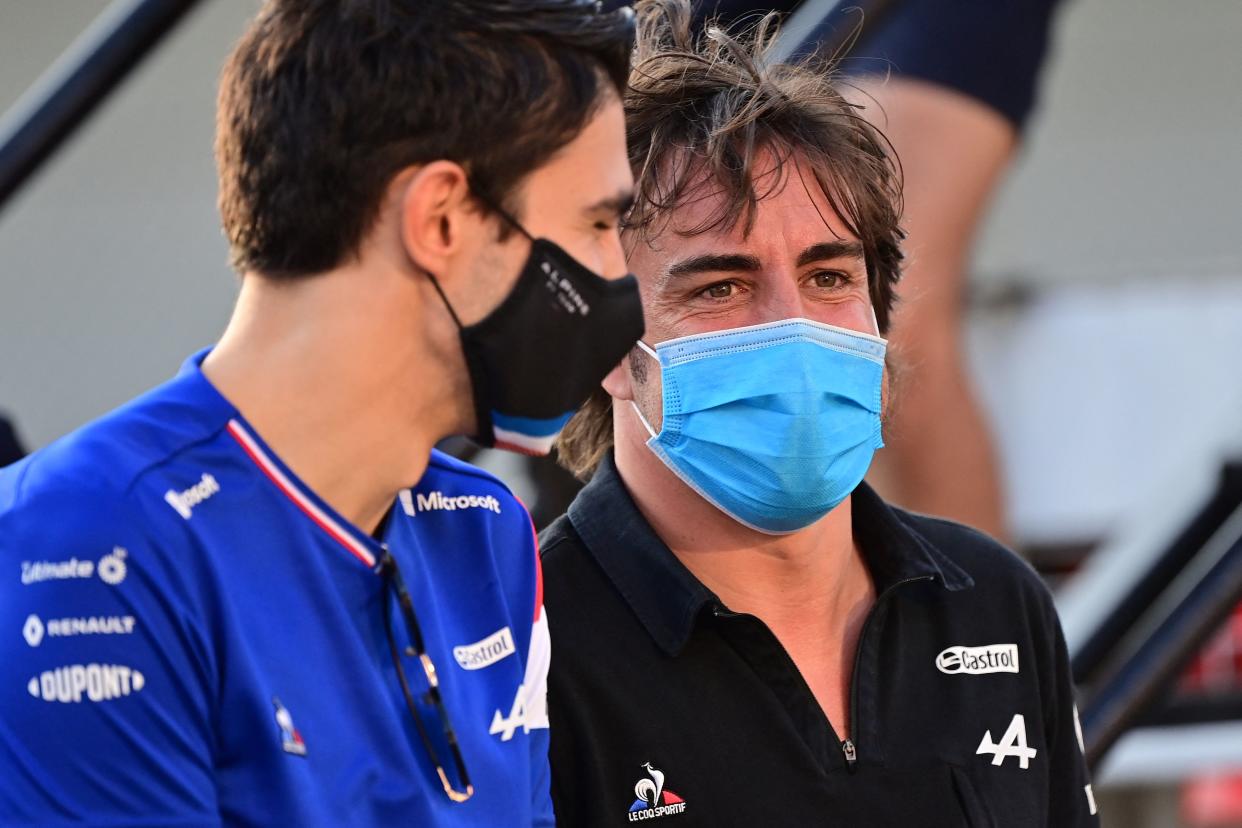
426;208;645;455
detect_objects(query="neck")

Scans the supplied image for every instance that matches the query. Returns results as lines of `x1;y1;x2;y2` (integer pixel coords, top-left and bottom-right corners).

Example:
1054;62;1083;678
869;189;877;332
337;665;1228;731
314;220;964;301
203;265;467;535
613;407;873;626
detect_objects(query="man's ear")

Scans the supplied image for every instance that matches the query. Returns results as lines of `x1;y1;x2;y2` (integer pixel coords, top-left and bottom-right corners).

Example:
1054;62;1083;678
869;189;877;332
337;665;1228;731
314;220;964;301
398;161;476;277
601;353;636;402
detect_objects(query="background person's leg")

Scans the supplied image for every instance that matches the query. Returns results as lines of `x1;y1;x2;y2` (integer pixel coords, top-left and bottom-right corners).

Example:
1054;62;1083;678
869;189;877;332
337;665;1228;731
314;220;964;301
847;77;1016;540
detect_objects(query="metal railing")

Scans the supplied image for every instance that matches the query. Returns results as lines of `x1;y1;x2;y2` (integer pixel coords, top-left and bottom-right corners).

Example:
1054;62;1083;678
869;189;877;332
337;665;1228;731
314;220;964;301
0;0;202;211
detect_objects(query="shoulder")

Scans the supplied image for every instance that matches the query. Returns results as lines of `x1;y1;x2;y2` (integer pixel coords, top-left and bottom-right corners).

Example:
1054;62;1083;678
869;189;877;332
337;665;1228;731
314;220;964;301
0;376;234;597
406;449;540;601
537;512;579;562
423;449;525;502
1;376;230;513
898;509;1059;617
0;393;224;704
410;449;532;533
904;511;1037;579
531;511;593;595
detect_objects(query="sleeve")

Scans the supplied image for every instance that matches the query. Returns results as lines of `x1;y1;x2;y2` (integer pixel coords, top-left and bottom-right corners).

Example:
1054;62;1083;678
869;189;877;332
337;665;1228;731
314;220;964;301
846;0;1066;130
523;514;555;828
1044;609;1101;826
0;484;219;827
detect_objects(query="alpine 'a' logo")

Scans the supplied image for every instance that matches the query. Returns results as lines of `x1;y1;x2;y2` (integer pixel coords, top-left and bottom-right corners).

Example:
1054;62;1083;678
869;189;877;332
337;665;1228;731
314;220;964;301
936;643;1019;675
627;763;686;821
976;713;1038;769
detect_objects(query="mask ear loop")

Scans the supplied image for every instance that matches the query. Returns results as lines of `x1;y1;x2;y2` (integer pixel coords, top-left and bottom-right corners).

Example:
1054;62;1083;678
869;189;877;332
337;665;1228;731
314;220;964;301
424;271;464;330
468;180;534;241
422;181;535;329
630;401;658;440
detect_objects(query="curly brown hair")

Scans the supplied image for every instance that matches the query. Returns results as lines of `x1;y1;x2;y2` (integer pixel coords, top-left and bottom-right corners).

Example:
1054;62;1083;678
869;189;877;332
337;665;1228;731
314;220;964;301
555;0;905;479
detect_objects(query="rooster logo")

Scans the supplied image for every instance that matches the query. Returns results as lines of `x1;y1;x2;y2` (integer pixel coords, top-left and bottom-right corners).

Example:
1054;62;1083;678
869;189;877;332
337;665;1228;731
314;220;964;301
273;696;307;757
635;762;664;807
628;762;686;818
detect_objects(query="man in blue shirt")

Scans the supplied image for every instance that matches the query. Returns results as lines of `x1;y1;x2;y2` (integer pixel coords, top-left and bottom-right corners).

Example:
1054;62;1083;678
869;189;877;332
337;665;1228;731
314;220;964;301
0;1;642;825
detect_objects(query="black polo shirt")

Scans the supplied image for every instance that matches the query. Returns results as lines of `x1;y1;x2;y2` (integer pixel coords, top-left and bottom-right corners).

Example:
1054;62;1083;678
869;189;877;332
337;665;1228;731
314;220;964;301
540;455;1098;827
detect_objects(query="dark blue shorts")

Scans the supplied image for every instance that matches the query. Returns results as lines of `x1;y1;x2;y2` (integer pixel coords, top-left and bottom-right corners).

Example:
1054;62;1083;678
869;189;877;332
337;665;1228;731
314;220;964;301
620;0;1065;129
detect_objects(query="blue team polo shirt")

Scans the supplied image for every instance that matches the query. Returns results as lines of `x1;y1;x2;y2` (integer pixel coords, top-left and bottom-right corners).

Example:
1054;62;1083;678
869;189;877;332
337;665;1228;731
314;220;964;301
0;352;553;827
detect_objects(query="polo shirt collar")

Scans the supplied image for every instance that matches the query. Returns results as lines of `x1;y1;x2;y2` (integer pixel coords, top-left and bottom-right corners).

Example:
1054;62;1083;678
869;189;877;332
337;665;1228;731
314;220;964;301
567;453;973;657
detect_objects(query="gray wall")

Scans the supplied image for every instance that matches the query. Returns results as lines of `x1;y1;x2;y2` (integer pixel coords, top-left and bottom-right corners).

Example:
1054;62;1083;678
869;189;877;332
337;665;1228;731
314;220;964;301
0;0;253;447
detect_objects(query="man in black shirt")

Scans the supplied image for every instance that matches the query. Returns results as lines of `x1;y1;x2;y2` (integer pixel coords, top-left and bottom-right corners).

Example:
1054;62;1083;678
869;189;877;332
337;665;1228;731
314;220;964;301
542;3;1098;825
0;414;25;468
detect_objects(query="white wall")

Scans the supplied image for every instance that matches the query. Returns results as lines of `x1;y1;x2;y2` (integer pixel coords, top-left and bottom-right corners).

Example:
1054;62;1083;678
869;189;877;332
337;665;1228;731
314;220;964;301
973;0;1242;289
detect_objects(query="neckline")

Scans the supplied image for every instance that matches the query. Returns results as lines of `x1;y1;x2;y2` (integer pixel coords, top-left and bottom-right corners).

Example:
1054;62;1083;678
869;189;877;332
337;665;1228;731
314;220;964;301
180;348;385;571
225;418;382;570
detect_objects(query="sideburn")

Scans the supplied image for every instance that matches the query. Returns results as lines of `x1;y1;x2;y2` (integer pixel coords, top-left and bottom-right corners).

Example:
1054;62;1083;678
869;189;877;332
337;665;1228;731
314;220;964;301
879;350;902;431
628;345;650;385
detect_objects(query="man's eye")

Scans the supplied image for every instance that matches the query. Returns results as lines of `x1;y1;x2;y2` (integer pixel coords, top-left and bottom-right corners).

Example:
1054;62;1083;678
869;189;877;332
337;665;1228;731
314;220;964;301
702;282;734;299
811;271;846;288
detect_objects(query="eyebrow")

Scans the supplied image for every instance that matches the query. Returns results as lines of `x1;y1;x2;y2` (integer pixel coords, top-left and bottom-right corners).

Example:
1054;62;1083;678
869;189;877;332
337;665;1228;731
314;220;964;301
661;239;866;284
586;190;636;217
796;240;865;267
664;253;762;281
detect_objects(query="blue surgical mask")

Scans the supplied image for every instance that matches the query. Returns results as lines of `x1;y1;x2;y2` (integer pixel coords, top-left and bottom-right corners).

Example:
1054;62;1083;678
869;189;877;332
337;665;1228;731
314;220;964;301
631;317;886;534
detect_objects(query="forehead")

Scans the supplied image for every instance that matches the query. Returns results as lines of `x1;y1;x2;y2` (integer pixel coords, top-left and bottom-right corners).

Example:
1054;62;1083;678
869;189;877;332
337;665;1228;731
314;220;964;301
519;96;632;213
632;148;860;262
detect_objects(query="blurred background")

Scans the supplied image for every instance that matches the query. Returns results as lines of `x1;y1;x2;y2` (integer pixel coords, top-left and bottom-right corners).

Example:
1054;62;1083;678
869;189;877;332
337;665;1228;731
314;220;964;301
1;1;1240;824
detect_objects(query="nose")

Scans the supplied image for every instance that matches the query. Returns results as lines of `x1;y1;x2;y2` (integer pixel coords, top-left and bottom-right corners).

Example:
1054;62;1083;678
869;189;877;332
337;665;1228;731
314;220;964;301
757;267;878;334
759;268;808;321
600;228;629;281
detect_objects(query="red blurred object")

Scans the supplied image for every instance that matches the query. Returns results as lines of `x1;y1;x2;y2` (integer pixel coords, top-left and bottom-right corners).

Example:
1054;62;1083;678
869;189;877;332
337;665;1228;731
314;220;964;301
1180;605;1242;695
1183;772;1242;828
1180;606;1242;827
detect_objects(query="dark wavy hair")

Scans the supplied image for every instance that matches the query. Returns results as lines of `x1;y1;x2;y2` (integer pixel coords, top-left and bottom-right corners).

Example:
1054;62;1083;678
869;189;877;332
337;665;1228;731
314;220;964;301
216;0;635;277
556;0;905;478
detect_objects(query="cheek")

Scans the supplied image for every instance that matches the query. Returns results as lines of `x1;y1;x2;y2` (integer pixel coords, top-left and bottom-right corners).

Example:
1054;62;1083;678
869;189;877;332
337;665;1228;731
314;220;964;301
455;247;493;316
630;349;666;429
557;234;612;278
465;235;530;322
810;295;876;333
